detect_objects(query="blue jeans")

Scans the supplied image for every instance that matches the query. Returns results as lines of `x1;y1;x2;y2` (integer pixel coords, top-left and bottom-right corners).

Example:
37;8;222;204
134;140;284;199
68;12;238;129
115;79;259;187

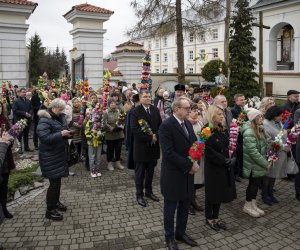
163;198;190;240
88;145;101;171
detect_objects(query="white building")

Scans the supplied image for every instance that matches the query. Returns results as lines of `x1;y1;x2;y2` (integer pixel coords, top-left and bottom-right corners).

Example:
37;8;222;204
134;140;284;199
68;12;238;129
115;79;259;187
134;14;225;75
252;0;300;95
0;0;37;87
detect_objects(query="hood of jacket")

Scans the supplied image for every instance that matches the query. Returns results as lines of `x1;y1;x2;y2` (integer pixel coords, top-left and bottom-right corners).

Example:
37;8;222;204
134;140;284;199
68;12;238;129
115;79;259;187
37;109;51;119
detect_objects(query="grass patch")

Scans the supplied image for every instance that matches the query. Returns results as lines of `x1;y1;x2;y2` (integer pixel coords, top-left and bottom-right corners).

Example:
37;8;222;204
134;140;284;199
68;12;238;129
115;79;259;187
8;164;43;194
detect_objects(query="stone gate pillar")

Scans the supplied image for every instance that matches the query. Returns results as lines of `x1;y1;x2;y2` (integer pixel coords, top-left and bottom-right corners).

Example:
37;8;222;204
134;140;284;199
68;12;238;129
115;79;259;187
64;4;114;89
0;0;37;87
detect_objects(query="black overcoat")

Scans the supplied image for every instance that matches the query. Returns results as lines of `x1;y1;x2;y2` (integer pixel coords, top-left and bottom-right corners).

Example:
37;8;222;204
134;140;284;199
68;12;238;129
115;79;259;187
204;128;236;204
159;115;197;201
130;105;162;162
37;109;69;179
12;97;32;123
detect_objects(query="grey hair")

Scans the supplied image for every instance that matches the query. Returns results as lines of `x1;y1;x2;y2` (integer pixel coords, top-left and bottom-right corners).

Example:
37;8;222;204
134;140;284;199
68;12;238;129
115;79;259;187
171;96;191;111
48;98;66;110
213;95;226;105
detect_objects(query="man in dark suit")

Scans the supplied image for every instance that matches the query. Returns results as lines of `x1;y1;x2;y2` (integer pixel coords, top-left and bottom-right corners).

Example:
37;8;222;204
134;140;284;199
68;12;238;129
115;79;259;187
130;90;162;207
230;93;246;181
12;87;33;153
159;97;199;250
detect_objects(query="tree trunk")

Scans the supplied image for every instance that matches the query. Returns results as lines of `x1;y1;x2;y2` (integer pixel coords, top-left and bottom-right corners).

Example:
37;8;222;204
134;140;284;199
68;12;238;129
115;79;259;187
176;0;185;84
224;0;231;66
224;0;231;86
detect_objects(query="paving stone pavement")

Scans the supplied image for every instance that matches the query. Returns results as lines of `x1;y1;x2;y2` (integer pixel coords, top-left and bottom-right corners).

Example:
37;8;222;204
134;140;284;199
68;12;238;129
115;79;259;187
1;151;300;250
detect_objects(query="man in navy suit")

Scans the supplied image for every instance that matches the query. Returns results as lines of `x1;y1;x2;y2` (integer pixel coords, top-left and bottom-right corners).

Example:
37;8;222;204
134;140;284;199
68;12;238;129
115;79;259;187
159;97;199;250
130;90;162;207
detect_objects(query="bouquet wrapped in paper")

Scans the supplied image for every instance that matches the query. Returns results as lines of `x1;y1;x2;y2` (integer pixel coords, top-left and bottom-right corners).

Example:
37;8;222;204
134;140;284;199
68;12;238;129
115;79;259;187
188;141;205;163
8;119;27;138
138;119;153;135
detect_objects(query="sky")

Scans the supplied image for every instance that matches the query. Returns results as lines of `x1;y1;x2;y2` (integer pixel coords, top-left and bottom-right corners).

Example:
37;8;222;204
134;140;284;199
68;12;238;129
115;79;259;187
27;0;136;57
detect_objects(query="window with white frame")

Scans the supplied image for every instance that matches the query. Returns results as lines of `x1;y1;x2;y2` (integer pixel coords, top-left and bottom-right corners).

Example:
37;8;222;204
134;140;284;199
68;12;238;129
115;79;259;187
156;54;160;62
163;37;168;47
189;68;194;74
189;33;194;43
155;39;159;48
163;68;168;74
200;32;205;41
156;69;160;73
164;53;168;62
188;50;194;60
200;49;205;58
212;48;218;58
148;41;152;49
212;29;218;40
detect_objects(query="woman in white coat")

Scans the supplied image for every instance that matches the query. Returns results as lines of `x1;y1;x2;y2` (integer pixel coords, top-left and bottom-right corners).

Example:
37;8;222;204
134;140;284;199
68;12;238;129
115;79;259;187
262;105;288;205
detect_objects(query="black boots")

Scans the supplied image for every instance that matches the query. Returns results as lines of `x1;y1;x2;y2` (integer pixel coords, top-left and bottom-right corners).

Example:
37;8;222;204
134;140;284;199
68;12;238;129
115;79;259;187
3;207;13;219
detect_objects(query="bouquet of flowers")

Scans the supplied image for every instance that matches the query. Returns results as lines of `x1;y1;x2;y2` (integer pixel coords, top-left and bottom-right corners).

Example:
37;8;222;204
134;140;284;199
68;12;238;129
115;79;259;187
116;111;126;128
228;119;239;157
266;131;283;162
236;110;247;127
188;141;205;163
138;119;153;135
285;132;297;146
282;110;291;128
8;119;27;138
197;126;212;141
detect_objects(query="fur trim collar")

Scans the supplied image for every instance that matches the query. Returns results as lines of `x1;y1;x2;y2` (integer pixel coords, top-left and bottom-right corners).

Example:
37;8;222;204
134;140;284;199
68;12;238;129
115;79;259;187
37;109;51;119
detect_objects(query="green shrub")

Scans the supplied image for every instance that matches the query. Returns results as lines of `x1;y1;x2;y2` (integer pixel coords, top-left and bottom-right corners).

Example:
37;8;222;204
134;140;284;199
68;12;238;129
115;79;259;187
202;60;228;82
8;164;43;194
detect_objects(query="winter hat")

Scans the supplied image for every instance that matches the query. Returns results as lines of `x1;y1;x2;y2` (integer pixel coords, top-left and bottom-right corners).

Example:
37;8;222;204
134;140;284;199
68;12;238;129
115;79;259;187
107;97;116;107
246;108;262;122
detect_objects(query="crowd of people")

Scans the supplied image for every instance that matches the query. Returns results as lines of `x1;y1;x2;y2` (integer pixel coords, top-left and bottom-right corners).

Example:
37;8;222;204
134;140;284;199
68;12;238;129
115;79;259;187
0;82;300;250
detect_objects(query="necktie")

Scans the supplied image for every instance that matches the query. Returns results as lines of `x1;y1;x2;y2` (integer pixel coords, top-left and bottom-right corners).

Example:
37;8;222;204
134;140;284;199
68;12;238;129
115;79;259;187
146;108;151;116
181;122;189;137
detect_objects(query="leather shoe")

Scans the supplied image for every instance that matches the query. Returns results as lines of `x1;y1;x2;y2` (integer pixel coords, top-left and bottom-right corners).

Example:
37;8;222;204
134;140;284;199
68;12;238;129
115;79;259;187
206;219;220;231
45;210;63;221
145;193;159;202
191;202;204;212
175;234;198;247
137;197;147;207
235;176;242;182
3;208;13;219
56;201;67;212
188;206;196;215
296;196;300;202
166;238;179;250
216;220;227;230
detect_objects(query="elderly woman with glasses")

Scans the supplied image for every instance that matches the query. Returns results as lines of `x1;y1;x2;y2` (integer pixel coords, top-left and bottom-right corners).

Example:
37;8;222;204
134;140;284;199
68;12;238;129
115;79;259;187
37;98;72;221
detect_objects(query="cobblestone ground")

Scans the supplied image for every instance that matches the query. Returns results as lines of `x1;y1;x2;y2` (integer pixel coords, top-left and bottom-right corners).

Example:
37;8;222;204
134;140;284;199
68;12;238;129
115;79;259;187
1;151;300;250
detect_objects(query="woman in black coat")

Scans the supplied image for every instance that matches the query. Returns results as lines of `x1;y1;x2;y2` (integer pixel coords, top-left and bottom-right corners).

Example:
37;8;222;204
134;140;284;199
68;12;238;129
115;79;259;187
37;98;72;221
0;101;15;220
204;105;236;231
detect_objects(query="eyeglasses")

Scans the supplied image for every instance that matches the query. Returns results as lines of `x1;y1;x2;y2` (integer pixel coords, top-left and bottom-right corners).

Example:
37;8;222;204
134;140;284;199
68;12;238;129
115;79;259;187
180;106;191;110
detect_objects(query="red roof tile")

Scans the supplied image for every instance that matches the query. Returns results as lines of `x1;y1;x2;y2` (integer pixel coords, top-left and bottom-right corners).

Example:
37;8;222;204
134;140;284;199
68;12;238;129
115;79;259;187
112;49;146;54
116;41;143;48
64;3;114;17
0;0;37;6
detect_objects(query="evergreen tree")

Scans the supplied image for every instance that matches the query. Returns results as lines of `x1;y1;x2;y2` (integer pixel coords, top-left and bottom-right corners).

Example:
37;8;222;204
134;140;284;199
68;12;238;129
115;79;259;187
28;33;45;84
229;0;259;99
60;49;69;77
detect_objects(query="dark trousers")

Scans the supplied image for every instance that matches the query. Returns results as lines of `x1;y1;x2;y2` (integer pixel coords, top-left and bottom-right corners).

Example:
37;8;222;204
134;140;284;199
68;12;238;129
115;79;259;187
75;142;82;157
46;178;61;210
205;199;221;220
292;146;300;197
164;198;190;240
135;161;156;198
0;173;9;209
106;139;123;162
33;120;38;147
18;124;30;149
262;176;276;197
246;173;263;201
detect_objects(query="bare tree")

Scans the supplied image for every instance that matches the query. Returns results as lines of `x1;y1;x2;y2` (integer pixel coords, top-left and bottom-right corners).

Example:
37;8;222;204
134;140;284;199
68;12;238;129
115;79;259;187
128;0;225;84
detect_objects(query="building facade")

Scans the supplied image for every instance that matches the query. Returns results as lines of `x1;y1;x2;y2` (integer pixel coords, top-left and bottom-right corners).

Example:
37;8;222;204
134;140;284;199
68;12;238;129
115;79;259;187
134;19;225;75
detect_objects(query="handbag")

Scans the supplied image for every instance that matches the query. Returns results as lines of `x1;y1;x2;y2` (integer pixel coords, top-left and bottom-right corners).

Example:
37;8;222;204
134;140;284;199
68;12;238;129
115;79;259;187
285;155;299;175
67;141;80;167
